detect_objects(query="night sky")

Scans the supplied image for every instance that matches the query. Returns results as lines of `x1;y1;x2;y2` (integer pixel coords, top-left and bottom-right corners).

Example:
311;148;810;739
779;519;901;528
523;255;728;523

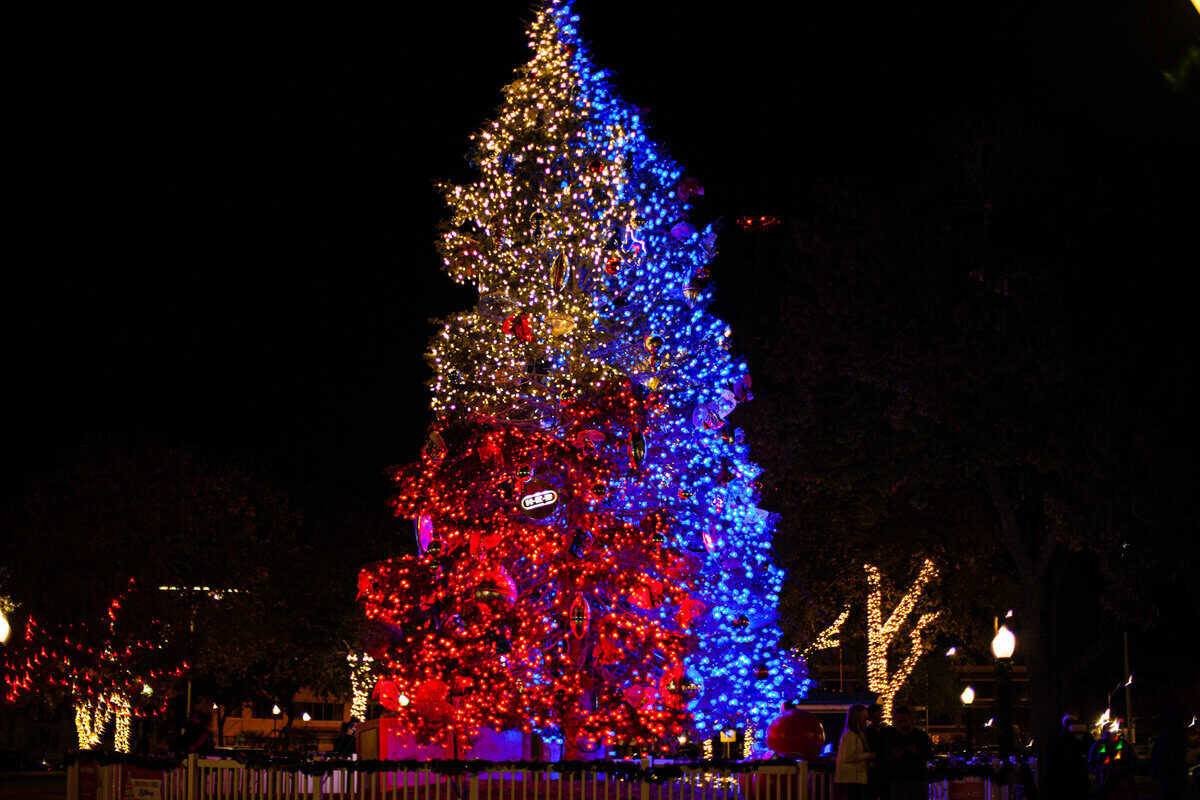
7;1;1197;521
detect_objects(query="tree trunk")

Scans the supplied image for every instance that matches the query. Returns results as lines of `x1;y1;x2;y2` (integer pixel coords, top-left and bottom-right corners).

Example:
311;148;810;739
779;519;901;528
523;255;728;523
1022;579;1058;795
985;465;1058;792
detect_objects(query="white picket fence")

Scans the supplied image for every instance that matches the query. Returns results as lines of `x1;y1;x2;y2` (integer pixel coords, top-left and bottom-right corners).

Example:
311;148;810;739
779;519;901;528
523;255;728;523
67;757;829;800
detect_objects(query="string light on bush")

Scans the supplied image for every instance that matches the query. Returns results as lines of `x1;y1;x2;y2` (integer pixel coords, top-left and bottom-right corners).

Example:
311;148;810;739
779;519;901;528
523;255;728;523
74;698;112;750
3;581;185;750
865;559;941;723
112;694;131;753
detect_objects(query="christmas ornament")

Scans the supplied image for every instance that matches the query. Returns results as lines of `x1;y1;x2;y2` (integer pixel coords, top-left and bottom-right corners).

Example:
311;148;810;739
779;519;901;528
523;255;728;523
415;513;434;553
519;478;559;520
604;254;621;275
676;596;707;629
660;665;703;711
766;709;825;760
670;221;698;241
713;389;738;419
569;593;590;639
573;429;606;449
691;403;723;431
628;431;646;470
423;431;447;461
629;578;664;610
547;312;577;337
473;564;517;607
551;252;570;291
502;313;534;343
643;334;663;354
731;374;753;403
411;678;453;722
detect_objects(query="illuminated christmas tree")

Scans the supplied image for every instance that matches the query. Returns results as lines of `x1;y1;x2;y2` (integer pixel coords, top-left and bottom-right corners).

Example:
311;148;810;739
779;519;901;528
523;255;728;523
360;386;702;754
362;0;807;754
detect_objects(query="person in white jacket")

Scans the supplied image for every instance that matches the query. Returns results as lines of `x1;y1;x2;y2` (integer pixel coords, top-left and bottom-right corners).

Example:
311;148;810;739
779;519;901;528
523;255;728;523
835;704;877;800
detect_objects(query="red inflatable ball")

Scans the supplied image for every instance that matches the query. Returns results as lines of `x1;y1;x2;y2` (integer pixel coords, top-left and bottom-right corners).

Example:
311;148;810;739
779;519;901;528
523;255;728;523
766;708;826;760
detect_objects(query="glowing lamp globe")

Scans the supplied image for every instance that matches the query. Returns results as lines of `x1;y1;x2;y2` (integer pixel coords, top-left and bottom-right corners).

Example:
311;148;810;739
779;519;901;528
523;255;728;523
766;708;826;760
992;625;1016;660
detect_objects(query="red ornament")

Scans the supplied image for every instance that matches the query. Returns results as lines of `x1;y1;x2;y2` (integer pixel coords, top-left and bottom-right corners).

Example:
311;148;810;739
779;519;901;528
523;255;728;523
569;593;590;639
629;578;664;610
502;313;534;343
473;564;517;609
675;595;706;629
412;678;453;722
604;254;621;275
766;708;826;760
659;664;702;711
373;678;404;710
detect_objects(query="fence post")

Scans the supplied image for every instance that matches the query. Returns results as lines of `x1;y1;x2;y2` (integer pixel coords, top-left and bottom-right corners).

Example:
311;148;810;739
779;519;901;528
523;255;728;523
186;754;197;800
468;773;479;800
639;758;649;800
795;761;808;800
312;766;322;800
67;760;79;800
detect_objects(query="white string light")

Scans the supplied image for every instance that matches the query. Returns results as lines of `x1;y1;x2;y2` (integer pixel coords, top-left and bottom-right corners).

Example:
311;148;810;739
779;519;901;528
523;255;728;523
796;607;850;658
865;559;941;723
347;652;375;721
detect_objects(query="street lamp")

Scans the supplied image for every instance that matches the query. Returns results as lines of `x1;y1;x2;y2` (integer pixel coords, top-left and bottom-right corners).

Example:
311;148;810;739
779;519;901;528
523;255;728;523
961;686;976;754
272;704;281;738
991;625;1016;659
991;625;1016;758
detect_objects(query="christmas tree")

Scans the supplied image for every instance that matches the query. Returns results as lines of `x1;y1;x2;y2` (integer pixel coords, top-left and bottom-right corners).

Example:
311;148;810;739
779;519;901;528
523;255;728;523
360;0;807;755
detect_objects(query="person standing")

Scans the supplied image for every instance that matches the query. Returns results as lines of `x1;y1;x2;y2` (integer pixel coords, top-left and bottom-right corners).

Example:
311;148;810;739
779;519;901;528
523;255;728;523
1150;711;1187;800
882;707;932;800
1089;723;1137;800
865;704;888;800
835;705;877;800
1046;713;1091;799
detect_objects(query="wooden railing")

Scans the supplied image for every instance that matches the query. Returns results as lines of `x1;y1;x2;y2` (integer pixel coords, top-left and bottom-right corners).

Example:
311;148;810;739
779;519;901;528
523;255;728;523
66;757;829;800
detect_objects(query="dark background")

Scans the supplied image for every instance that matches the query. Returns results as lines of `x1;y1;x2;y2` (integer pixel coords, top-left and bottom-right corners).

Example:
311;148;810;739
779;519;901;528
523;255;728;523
8;0;1195;507
5;0;1197;718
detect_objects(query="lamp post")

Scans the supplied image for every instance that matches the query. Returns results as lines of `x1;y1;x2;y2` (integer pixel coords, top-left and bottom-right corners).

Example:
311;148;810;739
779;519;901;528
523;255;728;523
272;703;281;739
991;625;1016;758
961;686;976;755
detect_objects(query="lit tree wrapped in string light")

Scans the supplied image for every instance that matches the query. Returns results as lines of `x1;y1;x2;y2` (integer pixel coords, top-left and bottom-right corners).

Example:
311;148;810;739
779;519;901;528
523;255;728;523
1;580;184;751
865;559;941;723
362;0;806;753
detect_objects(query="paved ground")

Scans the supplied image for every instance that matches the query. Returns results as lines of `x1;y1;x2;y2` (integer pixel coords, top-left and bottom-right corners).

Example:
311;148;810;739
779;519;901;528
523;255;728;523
0;773;65;800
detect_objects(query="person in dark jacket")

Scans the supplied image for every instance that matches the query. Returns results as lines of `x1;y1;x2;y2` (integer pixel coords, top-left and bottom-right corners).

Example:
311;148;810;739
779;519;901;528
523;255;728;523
865;704;888;800
1046;713;1091;800
882;707;931;800
1151;711;1188;800
333;720;358;757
